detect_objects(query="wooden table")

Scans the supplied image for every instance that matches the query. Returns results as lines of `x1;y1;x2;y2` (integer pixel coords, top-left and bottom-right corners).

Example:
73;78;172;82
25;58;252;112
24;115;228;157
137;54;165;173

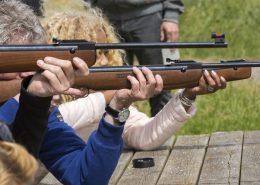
39;131;260;185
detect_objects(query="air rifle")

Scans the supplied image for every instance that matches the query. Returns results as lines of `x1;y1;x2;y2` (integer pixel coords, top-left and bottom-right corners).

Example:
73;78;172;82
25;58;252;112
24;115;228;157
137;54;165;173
0;33;226;73
73;59;260;90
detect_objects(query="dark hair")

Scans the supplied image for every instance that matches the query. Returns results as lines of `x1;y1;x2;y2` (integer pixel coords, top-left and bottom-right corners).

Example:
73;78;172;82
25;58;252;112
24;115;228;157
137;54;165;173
21;0;44;16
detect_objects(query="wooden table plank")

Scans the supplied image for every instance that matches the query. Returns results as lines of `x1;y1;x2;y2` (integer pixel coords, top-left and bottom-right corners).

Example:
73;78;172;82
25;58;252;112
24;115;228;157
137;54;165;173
198;131;243;185
241;131;260;184
109;150;134;185
198;184;238;185
241;182;260;185
159;136;175;150
37;130;260;185
157;134;209;185
117;150;170;185
110;136;174;184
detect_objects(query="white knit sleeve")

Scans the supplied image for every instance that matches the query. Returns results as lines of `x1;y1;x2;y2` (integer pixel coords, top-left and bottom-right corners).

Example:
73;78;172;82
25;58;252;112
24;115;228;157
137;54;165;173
58;92;106;131
123;91;196;150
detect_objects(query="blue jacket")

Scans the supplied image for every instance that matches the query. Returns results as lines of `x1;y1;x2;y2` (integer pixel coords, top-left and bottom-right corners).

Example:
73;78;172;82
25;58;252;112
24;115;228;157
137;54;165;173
0;98;124;185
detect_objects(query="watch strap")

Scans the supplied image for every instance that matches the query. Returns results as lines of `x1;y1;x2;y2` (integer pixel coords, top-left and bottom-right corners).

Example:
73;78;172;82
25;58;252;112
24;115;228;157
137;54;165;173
105;105;119;118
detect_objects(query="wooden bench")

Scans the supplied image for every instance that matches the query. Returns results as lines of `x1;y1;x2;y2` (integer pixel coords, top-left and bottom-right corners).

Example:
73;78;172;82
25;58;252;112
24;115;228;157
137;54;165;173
39;130;260;185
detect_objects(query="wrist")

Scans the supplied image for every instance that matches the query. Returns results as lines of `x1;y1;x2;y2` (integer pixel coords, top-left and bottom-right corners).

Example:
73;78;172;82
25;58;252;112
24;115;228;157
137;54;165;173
104;113;118;126
26;76;52;97
109;97;131;111
182;89;197;100
27;83;38;96
20;76;52;109
23;75;53;98
179;89;196;107
105;104;130;126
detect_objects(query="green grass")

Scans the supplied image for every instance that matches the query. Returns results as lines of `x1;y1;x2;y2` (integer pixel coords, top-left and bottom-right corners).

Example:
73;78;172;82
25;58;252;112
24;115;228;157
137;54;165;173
176;80;260;135
180;0;260;60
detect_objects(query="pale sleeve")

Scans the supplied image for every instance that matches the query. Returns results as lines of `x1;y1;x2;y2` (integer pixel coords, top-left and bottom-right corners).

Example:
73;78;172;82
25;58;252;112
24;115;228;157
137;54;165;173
58;92;106;131
123;90;196;150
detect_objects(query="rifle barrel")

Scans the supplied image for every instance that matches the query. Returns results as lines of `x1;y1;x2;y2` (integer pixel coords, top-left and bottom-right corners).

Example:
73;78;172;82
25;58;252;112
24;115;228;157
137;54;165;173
95;42;228;49
89;65;190;73
0;45;78;51
89;61;260;73
0;40;227;51
202;62;260;69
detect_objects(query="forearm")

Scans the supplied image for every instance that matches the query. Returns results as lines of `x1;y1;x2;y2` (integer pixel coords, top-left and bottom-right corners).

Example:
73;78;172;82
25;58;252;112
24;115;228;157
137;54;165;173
11;76;52;157
59;92;106;130
85;117;124;184
123;92;196;150
0;79;21;103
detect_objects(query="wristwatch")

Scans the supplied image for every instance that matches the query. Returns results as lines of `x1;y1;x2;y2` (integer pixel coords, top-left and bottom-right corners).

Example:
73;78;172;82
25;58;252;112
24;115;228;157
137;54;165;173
105;105;130;125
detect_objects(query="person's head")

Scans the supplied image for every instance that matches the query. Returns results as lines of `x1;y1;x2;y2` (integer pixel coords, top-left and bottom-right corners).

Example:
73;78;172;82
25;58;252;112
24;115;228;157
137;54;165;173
0;121;38;185
21;0;44;17
0;2;41;180
43;4;124;67
0;0;45;44
0;0;45;81
44;4;125;104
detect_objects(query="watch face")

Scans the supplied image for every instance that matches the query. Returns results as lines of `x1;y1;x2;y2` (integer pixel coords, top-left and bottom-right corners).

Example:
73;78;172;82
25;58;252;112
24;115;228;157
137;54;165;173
118;109;130;123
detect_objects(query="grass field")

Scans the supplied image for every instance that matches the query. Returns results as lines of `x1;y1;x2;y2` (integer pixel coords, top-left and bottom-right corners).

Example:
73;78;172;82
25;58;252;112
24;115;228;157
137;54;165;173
43;0;260;135
180;0;260;60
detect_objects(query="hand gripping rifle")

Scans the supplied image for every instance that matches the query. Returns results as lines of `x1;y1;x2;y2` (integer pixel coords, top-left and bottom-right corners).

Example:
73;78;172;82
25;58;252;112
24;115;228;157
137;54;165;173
0;33;226;73
73;59;260;90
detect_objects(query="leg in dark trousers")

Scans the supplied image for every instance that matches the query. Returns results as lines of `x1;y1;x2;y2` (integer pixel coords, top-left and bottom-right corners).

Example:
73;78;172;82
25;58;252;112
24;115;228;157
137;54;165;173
112;12;173;116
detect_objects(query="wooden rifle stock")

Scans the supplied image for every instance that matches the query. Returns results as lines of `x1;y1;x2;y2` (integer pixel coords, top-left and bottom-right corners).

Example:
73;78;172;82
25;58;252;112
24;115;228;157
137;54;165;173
0;50;96;73
74;69;203;90
215;67;251;81
74;61;254;90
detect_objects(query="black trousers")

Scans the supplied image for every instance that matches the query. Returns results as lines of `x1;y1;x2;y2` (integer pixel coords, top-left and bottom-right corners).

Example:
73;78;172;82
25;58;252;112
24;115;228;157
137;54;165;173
111;12;172;116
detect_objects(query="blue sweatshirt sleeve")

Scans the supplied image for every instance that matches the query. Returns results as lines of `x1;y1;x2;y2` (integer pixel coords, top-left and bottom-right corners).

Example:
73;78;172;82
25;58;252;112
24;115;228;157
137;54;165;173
40;108;124;185
0;98;19;124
